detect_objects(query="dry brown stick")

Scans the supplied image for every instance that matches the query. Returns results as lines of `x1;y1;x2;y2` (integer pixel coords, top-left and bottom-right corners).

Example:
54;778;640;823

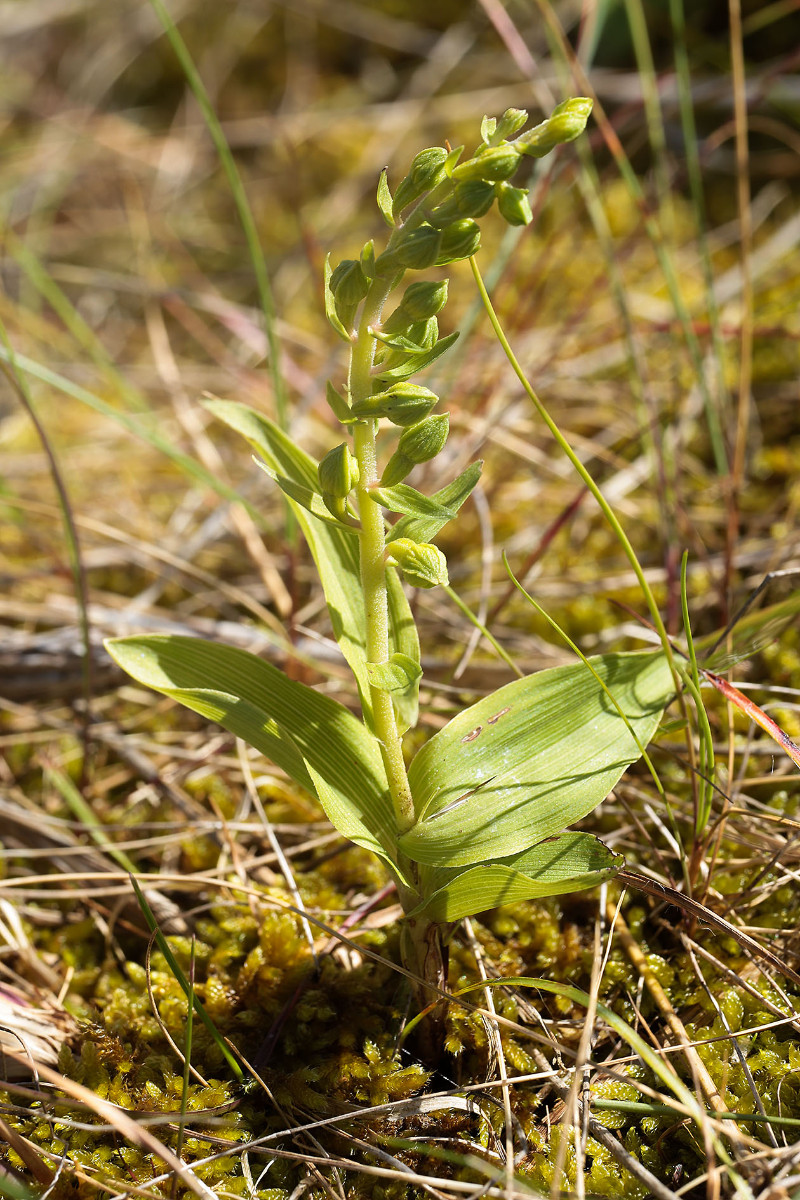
618;869;800;991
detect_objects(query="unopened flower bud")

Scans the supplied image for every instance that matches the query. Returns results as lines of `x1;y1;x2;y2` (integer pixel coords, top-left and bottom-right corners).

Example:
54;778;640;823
392;147;449;216
394;224;442;270
495;108;528;140
495;181;533;227
329;259;369;307
351;382;439;426
436;219;481;265
381;414;449;485
516;97;593;159
398;413;449;462
451;143;521;183
318;442;359;499
382;280;449;334
428;180;495;229
381;282;448;337
329;258;370;328
386;538;449;589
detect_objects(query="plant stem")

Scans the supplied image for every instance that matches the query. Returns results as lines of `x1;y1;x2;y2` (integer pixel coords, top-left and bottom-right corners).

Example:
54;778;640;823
400;913;449;1065
350;277;416;835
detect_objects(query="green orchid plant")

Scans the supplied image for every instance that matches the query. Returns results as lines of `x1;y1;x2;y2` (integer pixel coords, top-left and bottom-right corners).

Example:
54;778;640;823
106;100;674;1056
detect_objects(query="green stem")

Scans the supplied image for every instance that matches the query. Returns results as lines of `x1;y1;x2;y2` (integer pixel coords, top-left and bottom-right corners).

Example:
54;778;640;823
350;276;415;835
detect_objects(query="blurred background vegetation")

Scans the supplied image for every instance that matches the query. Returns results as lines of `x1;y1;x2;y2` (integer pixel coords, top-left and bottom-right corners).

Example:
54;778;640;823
2;2;800;1197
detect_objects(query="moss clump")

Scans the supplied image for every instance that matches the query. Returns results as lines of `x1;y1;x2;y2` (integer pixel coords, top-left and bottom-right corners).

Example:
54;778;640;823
3;845;800;1199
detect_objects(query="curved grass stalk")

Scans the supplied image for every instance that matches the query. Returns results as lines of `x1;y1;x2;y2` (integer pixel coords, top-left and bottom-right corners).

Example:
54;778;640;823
470;257;680;687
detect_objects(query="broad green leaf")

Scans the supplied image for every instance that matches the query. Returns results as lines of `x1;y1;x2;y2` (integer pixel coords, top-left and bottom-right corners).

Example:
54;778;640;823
105;635;398;866
206;398;416;731
253;459;358;531
399;651;672;866
374;331;459;383
409;832;621;923
369;483;456;521
389;461;482;544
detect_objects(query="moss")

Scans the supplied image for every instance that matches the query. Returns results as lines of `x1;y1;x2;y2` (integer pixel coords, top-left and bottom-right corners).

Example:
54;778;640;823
3;831;800;1200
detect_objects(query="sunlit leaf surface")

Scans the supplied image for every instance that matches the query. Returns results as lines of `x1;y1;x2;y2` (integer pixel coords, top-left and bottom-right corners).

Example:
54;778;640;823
399;651;672;866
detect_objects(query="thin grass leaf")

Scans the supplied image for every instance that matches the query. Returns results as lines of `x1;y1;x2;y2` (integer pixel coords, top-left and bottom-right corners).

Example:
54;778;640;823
147;0;287;429
129;876;244;1083
175;937;196;1167
697;588;800;670
448;976;735;1170
701;669;800;771
0;344;245;505
46;767;138;875
400;651;672;866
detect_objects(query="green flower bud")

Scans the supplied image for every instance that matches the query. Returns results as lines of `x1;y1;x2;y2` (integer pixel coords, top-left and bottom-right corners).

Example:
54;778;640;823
329;258;369;307
381;414;449;485
382;280;449;334
329;258;370;329
516;97;593;159
386;538;449;589
392;146;449;216
351;382;439;426
436;219;481;265
451;143;520;183
378;451;414;487
428;180;495;229
318;442;359;499
494;107;528;140
398;413;449;462
394;224;442;270
495;181;533;227
548;96;593;142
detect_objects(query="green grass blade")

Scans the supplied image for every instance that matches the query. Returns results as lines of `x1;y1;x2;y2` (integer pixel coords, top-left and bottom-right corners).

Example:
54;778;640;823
129;876;244;1083
0;343;247;508
147;0;287;430
45;767;138;875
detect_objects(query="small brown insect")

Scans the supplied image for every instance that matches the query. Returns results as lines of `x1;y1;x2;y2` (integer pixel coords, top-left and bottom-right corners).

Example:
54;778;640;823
461;725;482;743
